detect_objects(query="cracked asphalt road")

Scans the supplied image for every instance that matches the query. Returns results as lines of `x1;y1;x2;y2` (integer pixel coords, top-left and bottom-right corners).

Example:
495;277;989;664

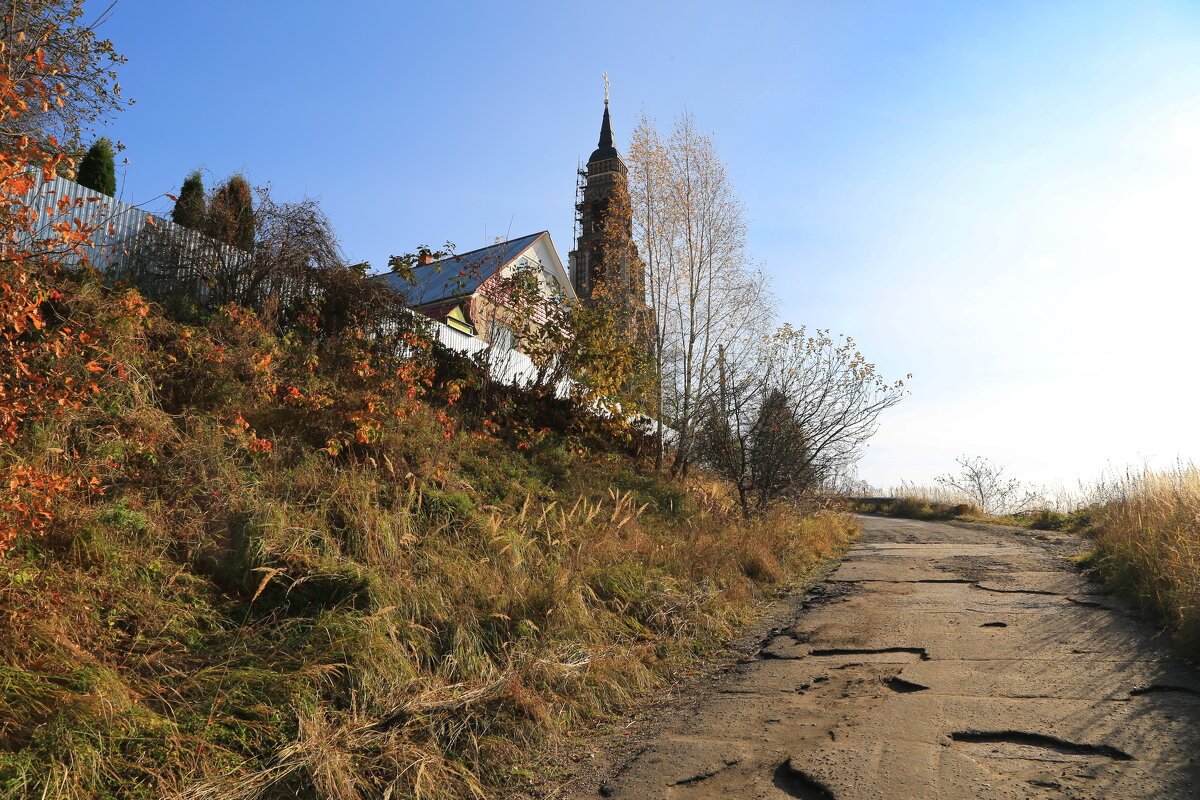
592;516;1200;799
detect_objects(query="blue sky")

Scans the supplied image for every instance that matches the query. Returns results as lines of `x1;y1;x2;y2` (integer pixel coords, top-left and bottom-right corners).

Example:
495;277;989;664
97;1;1200;491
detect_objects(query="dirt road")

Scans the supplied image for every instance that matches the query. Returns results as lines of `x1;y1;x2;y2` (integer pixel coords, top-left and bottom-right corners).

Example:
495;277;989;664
592;516;1200;799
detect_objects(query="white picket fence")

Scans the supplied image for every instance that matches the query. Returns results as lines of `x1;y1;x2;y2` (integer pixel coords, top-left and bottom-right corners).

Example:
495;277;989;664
422;315;670;441
417;311;575;394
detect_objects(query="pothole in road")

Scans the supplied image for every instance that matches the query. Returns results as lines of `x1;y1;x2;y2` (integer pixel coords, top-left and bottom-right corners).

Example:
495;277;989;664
949;730;1133;762
772;759;837;799
809;646;930;662
1129;684;1200;698
980;621;1008;628
669;758;741;786
883;676;930;693
972;584;1062;596
911;578;976;584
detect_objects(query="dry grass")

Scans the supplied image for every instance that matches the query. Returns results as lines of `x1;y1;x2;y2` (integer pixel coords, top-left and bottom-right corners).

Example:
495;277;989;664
853;483;1094;531
889;482;974;507
1085;466;1200;652
0;452;853;800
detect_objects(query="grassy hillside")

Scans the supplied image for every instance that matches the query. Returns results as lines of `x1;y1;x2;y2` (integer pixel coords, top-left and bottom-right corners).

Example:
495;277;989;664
0;276;855;800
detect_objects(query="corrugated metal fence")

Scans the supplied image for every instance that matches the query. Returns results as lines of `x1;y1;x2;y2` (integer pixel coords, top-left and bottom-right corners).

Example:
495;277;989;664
20;173;245;272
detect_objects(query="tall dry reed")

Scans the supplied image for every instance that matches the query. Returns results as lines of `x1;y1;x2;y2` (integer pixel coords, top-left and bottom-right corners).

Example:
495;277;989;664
1088;465;1200;649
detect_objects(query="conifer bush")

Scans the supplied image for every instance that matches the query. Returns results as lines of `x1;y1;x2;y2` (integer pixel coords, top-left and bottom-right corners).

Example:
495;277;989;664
208;174;255;251
172;169;206;229
74;136;117;195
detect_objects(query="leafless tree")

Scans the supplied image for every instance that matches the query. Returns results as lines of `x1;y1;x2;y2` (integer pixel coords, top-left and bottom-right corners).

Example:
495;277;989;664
120;185;340;310
119;184;413;338
769;326;908;481
696;327;907;516
825;467;877;498
241;189;342;309
936;456;1041;516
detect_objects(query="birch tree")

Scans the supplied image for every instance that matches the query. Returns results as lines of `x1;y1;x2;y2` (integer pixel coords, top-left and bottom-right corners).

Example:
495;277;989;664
627;112;674;466
627;109;769;474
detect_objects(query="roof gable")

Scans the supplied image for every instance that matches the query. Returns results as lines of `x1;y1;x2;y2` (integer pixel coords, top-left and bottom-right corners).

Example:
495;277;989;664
385;231;548;307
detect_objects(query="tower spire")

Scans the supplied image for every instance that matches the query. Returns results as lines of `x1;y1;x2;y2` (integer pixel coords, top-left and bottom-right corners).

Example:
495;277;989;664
589;74;619;165
597;105;614;152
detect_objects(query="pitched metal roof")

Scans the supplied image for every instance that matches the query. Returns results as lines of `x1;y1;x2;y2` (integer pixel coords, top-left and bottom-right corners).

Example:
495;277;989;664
383;231;548;306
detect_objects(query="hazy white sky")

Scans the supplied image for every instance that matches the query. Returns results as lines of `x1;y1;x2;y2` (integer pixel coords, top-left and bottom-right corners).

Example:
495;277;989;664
831;92;1200;489
790;6;1200;490
102;0;1200;490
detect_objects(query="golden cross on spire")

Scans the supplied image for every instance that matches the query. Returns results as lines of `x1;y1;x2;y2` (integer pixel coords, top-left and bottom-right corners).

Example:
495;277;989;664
602;72;610;105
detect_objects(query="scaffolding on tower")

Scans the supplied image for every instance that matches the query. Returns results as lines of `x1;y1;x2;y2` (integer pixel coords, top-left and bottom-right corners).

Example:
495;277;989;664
573;162;586;248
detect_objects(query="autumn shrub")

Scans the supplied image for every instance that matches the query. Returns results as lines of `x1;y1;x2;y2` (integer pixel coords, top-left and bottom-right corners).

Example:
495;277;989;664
0;0;131;554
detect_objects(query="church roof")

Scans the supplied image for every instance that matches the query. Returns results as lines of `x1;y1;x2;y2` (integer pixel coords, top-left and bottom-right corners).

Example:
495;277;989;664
384;231;550;307
588;104;620;164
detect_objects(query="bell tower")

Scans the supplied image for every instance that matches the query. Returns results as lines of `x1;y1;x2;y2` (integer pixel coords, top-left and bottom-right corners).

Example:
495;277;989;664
569;78;643;306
